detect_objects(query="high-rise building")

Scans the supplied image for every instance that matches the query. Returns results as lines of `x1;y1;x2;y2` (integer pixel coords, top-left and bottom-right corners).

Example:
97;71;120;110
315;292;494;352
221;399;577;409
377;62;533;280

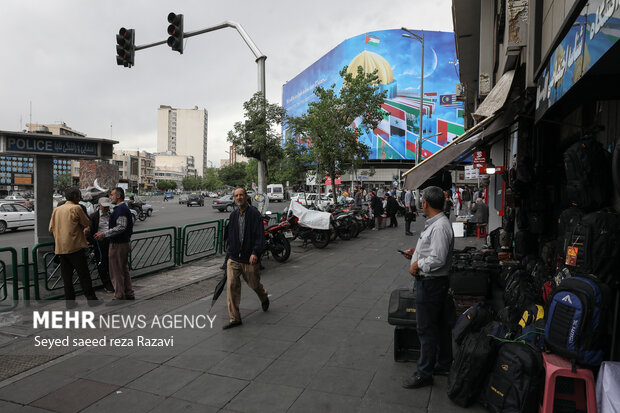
157;105;208;177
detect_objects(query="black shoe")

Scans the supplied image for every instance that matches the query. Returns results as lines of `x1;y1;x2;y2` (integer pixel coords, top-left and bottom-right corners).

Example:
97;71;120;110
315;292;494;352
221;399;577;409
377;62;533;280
66;300;78;310
222;321;242;330
103;285;115;293
433;367;450;376
88;299;104;307
125;296;135;300
405;231;414;236
262;298;270;312
402;374;433;389
105;299;125;307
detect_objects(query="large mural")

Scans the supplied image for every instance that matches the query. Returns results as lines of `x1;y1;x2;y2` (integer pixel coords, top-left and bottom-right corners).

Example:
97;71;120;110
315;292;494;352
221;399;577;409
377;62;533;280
282;29;464;161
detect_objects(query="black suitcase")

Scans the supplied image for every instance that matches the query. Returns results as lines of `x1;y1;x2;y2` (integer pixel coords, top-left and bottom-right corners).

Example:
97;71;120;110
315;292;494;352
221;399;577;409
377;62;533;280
394;326;420;362
388;288;417;326
449;269;490;297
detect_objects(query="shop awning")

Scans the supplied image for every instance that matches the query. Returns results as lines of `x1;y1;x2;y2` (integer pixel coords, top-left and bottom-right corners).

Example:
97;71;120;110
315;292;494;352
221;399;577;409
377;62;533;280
472;70;515;121
402;114;498;190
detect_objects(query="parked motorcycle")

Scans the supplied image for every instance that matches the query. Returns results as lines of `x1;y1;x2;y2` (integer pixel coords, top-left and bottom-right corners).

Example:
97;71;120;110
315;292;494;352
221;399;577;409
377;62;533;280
283;211;330;249
262;215;291;262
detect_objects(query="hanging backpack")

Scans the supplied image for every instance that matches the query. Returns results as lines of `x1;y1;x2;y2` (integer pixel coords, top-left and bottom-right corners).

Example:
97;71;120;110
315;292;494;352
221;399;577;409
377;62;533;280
563;139;612;211
544;275;612;366
479;342;544;413
503;270;536;313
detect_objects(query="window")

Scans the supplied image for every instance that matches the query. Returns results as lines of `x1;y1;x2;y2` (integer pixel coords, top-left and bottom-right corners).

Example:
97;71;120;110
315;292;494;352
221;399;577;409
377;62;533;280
13;204;29;212
0;204;15;212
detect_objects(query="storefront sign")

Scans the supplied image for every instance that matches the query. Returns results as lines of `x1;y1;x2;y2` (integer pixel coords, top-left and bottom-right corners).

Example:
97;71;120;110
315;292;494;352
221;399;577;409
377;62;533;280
13;173;32;185
535;0;620;120
472;150;486;169
3;136;98;157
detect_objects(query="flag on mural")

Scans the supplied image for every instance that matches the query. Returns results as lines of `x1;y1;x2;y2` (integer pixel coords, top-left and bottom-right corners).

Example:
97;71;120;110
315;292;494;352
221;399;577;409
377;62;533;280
390;115;406;137
365;34;380;46
456;108;464;118
437;119;465;145
439;94;459;106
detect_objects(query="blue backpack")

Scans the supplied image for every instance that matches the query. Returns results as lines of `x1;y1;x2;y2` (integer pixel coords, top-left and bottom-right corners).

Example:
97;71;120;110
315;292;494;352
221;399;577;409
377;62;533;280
544;275;611;366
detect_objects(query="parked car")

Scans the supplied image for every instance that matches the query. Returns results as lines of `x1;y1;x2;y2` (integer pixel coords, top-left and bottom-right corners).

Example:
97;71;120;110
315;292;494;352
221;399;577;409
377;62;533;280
0;202;35;234
179;194;189;204
164;192;174;200
212;195;235;212
187;194;204;207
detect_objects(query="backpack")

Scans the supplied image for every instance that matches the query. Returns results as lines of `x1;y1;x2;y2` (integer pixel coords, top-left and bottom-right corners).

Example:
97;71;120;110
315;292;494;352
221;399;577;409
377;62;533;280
479;342;544;413
514;231;537;260
545;275;612;366
448;330;497;407
503;270;536;313
563;139;612;211
452;302;494;357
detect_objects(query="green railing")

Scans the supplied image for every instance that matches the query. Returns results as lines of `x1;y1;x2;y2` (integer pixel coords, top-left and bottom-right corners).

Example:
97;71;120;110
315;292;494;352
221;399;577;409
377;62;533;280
181;220;221;264
130;226;177;276
0;247;19;312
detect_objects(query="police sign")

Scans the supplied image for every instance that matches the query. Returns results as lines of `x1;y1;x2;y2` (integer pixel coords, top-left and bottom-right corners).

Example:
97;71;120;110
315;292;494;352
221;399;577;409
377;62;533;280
4;136;98;157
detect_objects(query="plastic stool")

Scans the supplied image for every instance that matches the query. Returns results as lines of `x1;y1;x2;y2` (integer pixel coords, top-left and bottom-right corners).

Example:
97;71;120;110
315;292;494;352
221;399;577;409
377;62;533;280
539;352;597;413
476;224;487;238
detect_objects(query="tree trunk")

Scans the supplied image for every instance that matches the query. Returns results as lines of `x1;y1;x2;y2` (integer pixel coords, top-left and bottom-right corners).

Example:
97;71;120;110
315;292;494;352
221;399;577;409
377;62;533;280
330;167;337;205
257;158;267;213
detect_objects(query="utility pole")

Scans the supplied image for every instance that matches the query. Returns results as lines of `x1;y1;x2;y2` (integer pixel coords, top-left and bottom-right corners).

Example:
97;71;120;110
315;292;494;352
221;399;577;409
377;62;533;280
402;28;425;165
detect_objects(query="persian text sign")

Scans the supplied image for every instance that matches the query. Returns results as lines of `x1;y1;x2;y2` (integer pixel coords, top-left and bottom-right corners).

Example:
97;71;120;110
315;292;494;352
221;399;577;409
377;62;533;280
4;136;98;157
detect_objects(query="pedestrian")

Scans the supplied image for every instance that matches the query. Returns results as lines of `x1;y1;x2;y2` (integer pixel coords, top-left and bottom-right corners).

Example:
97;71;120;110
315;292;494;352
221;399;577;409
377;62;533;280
49;187;102;309
354;188;362;208
461;185;472;214
88;197;114;293
404;188;417;236
385;193;399;228
470;198;489;225
370;190;384;230
452;189;461;217
223;187;269;330
94;187;135;305
401;186;454;389
443;190;453;219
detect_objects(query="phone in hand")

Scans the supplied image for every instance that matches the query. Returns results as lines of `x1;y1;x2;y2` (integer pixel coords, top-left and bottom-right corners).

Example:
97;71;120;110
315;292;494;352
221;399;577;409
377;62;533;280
397;249;412;259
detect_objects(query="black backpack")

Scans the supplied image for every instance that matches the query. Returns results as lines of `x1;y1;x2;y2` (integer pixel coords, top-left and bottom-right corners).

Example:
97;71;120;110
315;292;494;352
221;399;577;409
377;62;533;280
452;302;494;358
479;342;544;413
563;139;612;211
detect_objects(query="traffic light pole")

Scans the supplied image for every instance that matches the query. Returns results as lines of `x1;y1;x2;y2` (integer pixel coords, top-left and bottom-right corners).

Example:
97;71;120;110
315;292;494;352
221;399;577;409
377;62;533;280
133;20;267;211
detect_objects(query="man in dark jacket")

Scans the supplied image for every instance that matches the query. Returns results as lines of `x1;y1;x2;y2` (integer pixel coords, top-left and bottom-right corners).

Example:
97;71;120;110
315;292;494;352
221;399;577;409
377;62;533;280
470;198;489;224
385;193;399;228
370;190;384;230
88;197;114;293
223;187;269;330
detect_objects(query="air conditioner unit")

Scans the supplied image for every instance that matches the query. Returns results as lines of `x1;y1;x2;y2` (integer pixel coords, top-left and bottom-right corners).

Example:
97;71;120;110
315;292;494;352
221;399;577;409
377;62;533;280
456;83;465;99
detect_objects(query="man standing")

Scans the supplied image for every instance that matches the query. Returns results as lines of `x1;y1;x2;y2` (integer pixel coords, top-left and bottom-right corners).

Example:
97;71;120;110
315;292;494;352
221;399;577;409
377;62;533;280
223;187;269;330
402;186;454;389
404;188;417;236
370;190;384;230
385;193;399;228
354;188;362;209
461;185;472;214
49;187;101;309
88;197;114;293
94;187;135;305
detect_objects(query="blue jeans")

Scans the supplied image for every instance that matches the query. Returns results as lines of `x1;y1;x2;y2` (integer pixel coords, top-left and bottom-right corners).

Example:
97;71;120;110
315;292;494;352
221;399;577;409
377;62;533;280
415;277;450;378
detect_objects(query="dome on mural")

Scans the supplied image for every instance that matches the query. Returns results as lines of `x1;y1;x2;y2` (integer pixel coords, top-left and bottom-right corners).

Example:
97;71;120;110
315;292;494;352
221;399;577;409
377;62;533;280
347;50;393;84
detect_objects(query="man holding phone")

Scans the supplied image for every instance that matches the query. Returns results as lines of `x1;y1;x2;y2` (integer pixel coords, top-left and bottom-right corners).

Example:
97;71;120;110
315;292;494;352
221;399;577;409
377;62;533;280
400;186;454;389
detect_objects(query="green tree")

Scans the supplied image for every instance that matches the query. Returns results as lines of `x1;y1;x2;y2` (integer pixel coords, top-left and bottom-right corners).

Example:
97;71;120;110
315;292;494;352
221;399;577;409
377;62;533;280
202;167;222;191
182;176;202;191
218;162;248;188
287;66;386;196
55;173;72;193
169;180;177;190
157;180;167;191
227;92;286;208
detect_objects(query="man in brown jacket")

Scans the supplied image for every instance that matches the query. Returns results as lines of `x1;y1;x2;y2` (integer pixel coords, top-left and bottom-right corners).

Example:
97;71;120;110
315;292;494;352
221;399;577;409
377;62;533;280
49;187;101;309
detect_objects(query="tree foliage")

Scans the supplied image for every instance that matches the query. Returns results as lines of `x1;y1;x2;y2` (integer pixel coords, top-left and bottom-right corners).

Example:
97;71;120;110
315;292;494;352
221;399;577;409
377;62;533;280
55;173;73;193
203;167;222;191
287;66;386;195
156;180;177;191
218;162;248;188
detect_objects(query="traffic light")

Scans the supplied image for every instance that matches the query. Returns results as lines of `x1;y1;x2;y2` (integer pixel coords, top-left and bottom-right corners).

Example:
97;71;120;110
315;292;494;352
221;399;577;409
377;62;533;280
167;13;184;54
115;27;135;67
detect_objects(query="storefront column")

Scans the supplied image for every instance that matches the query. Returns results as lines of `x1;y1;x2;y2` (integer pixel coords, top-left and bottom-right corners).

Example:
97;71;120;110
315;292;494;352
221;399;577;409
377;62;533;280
34;156;54;245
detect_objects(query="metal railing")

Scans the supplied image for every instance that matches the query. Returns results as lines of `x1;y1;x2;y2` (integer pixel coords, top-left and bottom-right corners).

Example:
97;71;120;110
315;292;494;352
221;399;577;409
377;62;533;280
181;220;221;264
130;226;177;276
0;247;19;312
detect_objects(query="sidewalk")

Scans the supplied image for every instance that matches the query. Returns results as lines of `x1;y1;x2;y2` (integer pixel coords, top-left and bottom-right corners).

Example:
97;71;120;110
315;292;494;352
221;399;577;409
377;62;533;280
0;217;486;413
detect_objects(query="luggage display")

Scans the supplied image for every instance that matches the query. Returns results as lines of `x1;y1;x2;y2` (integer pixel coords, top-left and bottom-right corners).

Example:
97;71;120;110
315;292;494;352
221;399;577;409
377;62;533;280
514;231;537;260
449;268;491;297
545;275;612;366
387;288;417;326
452;302;494;357
447;330;497;407
393;326;420;362
563;139;612;211
479;342;544;413
453;294;486;318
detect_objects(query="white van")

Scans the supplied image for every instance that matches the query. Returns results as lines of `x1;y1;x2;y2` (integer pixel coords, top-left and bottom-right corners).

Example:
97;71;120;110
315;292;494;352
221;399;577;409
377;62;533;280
266;184;284;202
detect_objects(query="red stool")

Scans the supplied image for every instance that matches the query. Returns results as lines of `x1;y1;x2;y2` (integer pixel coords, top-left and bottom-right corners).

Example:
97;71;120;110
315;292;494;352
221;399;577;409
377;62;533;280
539;352;597;413
476;224;487;238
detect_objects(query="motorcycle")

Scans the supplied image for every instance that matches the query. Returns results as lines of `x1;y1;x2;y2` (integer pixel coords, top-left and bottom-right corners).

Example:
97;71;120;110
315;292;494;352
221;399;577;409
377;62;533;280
283;211;330;249
262;215;292;262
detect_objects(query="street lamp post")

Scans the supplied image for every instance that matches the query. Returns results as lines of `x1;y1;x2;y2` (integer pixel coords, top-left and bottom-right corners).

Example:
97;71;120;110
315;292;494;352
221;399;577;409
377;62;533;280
402;28;424;166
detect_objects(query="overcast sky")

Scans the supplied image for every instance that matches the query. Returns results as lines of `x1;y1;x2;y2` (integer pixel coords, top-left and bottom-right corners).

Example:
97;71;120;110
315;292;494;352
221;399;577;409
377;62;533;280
1;0;454;167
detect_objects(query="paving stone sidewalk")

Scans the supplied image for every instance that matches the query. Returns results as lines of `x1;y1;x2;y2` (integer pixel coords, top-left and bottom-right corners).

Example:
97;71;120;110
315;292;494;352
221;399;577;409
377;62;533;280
0;217;487;413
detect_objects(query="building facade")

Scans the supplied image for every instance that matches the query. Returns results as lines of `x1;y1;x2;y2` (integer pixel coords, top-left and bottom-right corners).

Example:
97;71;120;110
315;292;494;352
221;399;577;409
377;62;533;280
157;105;208;177
111;150;155;193
153;152;196;189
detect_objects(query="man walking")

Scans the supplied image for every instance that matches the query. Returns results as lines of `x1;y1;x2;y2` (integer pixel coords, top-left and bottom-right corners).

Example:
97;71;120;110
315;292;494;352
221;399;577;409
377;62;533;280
223;187;269;330
49;187;101;309
370;190;384;230
94;187;135;305
88;197;114;293
461;185;472;214
402;186;455;389
404;188;417;236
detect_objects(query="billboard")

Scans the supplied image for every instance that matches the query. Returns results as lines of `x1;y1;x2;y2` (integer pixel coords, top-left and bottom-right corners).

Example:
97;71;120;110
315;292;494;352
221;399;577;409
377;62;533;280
282;29;464;161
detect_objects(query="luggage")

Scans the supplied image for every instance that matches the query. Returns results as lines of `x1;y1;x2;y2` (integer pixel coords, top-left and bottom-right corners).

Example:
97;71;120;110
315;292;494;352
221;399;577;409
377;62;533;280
447;330;497;407
452;302;494;357
503;269;536;313
387;288;417;326
450;268;491;297
514;231;537;260
453;294;486;318
479;342;544;413
545;275;612;366
394;326;420;362
564;139;612;211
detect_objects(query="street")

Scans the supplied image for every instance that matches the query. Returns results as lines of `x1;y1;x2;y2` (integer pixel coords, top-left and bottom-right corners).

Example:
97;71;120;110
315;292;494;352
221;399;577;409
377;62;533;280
0;197;290;251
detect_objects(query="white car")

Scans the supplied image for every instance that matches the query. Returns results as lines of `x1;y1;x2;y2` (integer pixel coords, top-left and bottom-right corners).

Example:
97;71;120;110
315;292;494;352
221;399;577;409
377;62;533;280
0;202;35;233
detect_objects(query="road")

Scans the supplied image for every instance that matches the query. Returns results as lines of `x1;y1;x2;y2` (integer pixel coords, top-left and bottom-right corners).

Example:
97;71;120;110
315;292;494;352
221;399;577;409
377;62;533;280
0;196;290;251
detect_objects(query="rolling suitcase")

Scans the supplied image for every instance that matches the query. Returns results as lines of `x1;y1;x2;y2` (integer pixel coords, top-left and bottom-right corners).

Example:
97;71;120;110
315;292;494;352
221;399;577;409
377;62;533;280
388;288;417;326
394;326;420;362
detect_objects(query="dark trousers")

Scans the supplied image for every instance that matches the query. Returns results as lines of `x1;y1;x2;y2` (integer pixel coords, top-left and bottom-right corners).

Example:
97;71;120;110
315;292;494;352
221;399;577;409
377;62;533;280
94;239;113;290
59;249;97;301
388;213;398;227
415;277;451;378
405;213;414;233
